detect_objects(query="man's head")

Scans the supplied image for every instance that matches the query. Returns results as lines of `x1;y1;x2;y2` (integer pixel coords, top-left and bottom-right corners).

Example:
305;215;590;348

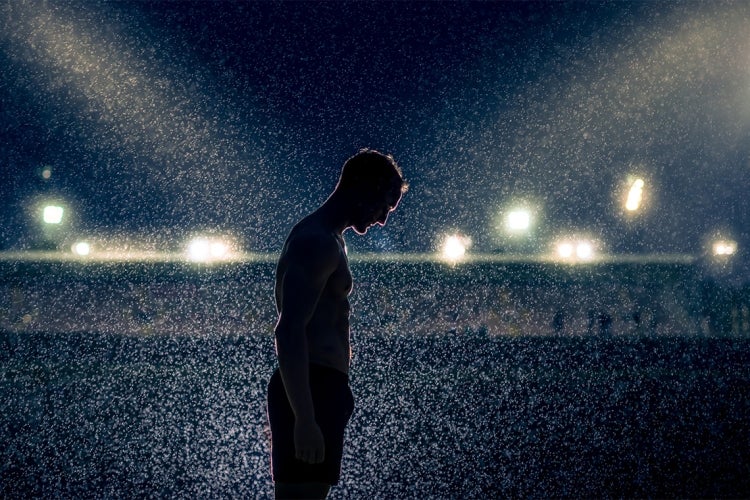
336;149;408;234
337;149;407;198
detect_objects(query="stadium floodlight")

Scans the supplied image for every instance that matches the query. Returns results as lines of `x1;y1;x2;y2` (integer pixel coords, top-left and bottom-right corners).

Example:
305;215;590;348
441;234;471;263
497;200;540;239
186;236;235;263
712;239;737;257
43;205;64;224
557;242;574;259
72;241;91;256
625;178;645;212
33;199;71;249
554;238;598;262
506;209;531;233
576;241;594;260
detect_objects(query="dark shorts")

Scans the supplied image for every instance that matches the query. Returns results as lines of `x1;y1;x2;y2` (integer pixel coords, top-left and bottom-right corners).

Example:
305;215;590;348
267;364;354;485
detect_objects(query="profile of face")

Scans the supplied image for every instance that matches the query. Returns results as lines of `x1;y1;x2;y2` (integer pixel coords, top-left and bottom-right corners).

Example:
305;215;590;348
351;187;402;235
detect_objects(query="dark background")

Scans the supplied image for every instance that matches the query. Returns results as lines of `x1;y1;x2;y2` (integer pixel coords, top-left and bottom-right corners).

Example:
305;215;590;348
1;1;749;279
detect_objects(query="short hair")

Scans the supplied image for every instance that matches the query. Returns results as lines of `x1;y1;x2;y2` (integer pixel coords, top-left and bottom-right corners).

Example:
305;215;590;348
336;149;408;198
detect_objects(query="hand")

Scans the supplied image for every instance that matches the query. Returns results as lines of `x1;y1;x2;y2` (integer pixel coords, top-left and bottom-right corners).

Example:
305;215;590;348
294;419;325;464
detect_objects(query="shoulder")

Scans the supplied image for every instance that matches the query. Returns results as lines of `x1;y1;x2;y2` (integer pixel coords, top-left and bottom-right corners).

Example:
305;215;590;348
282;227;342;273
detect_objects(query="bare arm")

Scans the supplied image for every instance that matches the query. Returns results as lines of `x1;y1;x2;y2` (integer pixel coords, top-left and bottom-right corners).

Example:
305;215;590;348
274;234;339;464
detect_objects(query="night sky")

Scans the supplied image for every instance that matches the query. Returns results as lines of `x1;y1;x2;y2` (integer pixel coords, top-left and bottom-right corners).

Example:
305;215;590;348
1;1;749;274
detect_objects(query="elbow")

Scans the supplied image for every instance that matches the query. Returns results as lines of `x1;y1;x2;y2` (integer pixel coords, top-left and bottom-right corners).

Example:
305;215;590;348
274;320;307;357
275;315;307;339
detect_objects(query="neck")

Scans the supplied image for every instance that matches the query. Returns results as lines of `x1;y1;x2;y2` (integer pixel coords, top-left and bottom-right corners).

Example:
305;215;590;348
315;192;352;235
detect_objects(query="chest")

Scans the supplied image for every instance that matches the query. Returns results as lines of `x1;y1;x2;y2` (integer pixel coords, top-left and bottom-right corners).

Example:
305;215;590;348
328;252;353;297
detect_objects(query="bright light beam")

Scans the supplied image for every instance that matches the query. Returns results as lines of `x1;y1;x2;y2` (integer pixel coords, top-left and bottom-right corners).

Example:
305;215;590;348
625;178;645;212
712;240;737;256
555;238;598;262
43;205;64;224
506;209;531;233
557;242;574;259
1;2;265;212
441;234;471;263
186;236;234;263
576;241;594;260
72;241;91;256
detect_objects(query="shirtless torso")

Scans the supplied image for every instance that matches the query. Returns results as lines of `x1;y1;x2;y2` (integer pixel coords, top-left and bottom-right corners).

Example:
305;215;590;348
274;218;353;375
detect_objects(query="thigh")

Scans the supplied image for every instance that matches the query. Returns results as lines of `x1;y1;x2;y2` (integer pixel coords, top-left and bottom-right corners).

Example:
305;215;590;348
267;366;354;486
274;481;330;499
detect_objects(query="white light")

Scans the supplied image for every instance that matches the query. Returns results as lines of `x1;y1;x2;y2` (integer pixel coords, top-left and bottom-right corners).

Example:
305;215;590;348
72;241;91;256
555;238;598;261
188;238;211;261
557;242;574;259
625;178;645;211
43;205;64;224
576;241;594;260
187;237;234;262
441;234;470;262
506;210;531;232
712;240;737;256
209;241;229;259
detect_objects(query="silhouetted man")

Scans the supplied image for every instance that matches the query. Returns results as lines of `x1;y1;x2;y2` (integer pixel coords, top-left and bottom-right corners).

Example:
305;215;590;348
267;149;407;499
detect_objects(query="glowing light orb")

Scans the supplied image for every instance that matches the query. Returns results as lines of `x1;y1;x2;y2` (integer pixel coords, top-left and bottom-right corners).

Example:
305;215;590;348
72;241;91;256
441;234;470;262
556;242;574;259
576;241;594;260
555;239;597;261
43;205;64;224
625;178;645;211
712;240;737;256
186;237;233;262
506;209;531;232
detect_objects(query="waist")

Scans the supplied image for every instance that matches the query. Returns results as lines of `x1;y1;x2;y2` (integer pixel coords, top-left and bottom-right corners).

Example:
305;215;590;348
308;361;349;382
273;362;349;384
306;329;351;375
